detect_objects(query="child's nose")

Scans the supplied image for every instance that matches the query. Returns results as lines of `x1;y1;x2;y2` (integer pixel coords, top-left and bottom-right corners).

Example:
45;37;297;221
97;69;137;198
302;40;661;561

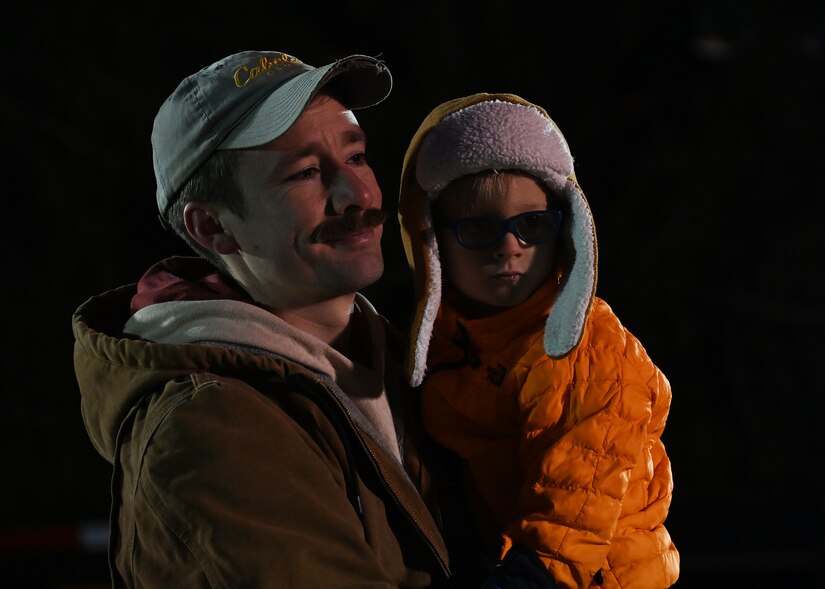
493;231;525;257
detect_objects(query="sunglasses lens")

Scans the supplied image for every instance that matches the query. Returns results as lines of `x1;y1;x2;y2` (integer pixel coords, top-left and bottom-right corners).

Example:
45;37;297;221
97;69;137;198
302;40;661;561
456;217;500;248
515;212;559;243
445;210;562;249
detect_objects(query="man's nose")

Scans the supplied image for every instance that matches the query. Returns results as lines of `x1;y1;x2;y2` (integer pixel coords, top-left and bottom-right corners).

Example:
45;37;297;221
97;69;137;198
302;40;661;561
328;167;376;214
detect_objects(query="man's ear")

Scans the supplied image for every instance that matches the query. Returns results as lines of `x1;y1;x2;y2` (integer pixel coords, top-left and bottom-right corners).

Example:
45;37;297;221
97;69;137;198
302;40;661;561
183;202;240;255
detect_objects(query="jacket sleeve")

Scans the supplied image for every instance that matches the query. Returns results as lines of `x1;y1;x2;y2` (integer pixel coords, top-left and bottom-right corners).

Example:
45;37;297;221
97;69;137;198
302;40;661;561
505;313;678;588
118;375;406;589
598;359;679;588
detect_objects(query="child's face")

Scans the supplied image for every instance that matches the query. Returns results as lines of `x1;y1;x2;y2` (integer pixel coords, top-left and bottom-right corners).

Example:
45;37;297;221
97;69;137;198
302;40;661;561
436;174;557;316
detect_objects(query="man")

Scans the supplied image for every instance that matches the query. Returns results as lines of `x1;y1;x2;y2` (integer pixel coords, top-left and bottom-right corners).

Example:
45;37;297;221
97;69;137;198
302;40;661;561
72;50;451;588
72;49;556;589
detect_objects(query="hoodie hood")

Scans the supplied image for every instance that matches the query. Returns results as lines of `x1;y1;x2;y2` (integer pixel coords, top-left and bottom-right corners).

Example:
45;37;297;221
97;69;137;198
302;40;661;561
129;255;254;313
73;257;401;464
398;93;598;386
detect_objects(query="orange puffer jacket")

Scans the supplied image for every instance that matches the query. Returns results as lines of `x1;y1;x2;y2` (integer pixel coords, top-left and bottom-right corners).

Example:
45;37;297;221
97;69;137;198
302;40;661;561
423;281;678;588
398;93;679;588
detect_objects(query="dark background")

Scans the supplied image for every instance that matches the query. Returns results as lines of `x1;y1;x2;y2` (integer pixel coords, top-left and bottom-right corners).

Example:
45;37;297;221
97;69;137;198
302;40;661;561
3;2;823;587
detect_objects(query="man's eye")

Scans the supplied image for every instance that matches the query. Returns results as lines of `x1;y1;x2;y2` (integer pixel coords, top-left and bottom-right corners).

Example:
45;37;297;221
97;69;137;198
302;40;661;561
349;152;369;165
292;167;319;180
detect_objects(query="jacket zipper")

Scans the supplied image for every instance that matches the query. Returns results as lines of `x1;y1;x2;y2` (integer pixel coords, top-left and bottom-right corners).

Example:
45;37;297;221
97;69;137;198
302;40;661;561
358;431;452;578
306;375;452;578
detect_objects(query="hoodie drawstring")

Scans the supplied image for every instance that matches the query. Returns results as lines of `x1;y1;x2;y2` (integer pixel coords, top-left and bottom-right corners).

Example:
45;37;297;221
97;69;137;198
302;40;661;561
423;321;480;381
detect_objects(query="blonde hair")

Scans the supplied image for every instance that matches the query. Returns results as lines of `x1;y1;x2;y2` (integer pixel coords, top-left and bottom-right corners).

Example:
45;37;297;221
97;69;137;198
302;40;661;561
432;169;560;221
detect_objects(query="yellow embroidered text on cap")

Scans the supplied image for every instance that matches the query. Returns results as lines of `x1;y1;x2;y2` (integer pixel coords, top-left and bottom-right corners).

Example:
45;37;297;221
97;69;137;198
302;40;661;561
233;54;303;88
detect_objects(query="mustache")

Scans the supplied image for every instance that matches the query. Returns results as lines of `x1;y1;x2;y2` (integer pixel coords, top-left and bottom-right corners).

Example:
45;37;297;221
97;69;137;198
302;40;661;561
310;208;388;243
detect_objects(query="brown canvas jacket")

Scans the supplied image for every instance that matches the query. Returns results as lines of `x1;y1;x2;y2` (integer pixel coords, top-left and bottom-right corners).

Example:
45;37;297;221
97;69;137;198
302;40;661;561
72;285;451;588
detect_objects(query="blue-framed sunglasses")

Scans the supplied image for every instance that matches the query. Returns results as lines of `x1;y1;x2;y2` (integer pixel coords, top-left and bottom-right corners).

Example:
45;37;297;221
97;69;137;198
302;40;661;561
437;209;563;250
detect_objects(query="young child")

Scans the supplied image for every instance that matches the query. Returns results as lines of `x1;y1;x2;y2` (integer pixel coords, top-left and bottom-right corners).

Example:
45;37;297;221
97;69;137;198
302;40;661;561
398;94;679;588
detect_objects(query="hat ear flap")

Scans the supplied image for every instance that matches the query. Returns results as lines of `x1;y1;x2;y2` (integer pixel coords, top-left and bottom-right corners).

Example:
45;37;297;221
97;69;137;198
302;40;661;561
399;171;443;387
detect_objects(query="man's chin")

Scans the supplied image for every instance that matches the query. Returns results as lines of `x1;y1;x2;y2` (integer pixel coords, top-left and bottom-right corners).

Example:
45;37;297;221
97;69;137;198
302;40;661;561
324;254;384;294
350;259;385;292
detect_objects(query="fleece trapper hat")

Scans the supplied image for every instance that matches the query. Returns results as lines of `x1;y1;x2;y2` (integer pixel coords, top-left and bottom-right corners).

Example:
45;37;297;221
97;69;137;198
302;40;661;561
152;50;392;215
399;94;598;386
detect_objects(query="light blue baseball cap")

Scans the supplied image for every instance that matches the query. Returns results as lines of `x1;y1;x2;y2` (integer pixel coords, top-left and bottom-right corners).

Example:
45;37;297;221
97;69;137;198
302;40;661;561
152;50;392;215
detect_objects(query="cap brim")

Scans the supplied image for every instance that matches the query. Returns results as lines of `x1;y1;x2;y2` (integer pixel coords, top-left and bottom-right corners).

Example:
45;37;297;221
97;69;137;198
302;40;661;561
219;55;392;149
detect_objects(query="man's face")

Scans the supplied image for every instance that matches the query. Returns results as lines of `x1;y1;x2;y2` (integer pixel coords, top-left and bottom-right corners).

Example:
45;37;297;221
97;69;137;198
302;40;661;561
220;94;385;310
